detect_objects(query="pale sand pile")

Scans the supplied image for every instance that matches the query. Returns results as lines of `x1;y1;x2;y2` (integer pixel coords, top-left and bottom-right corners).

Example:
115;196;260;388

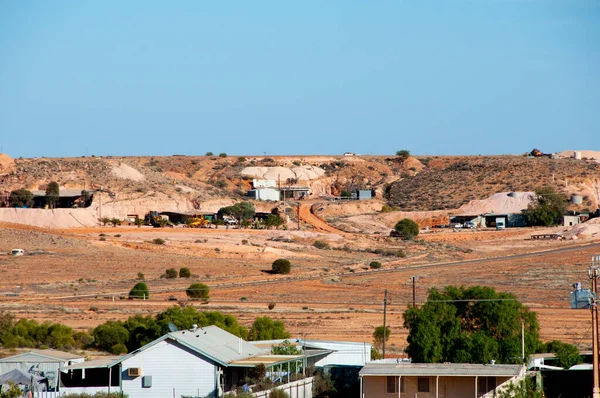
459;192;534;214
557;150;600;162
241;166;325;181
563;218;600;240
112;163;145;181
0;153;16;174
0;208;99;228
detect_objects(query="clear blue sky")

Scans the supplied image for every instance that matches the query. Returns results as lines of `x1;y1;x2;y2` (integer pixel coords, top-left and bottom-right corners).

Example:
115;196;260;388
0;1;598;158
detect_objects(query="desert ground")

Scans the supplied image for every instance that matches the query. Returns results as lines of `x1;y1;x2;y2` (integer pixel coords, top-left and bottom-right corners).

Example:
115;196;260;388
1;217;598;355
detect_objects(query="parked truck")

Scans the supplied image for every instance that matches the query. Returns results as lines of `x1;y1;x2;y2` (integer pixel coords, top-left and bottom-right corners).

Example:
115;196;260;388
496;218;506;230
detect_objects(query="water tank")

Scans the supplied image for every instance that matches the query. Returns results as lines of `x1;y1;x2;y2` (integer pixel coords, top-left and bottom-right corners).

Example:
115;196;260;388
574;151;582;160
571;195;583;205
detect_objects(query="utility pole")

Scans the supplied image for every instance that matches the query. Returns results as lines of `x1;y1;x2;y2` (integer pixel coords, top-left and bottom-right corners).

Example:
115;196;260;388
297;203;301;231
409;276;420;306
521;321;525;364
589;256;600;398
382;289;388;359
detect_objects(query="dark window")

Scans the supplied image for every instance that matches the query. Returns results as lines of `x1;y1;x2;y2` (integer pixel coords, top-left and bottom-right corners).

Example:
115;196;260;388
418;377;430;392
478;377;497;394
386;376;406;393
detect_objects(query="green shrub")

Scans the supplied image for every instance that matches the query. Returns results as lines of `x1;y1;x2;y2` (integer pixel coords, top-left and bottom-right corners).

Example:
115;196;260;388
179;267;191;278
219;152;228;158
396;149;410;159
369;261;382;269
152;238;165;245
268;302;276;310
272;259;291;274
137;272;145;280
205;151;214;156
396;250;407;258
381;204;397;213
186;283;210;299
129;282;149;299
165;268;178;279
393;218;419;240
269;388;290;398
313;240;329;249
111;343;128;355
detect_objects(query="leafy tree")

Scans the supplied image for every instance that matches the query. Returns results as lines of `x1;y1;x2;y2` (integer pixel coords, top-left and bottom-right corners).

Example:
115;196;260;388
265;214;284;229
100;217;111;226
373;326;390;350
8;189;34;207
272;259;291;274
134;217;144;228
394;218;419;240
396;150;410;160
219;152;228;158
403;286;541;364
272;340;301;355
205;151;214;156
0;383;24;398
544;340;582;368
186;283;210;299
525;187;567;226
495;377;542;398
129;282;149;299
369;261;381;269
179;267;191;278
45;181;60;209
92;321;130;353
164;268;177;278
249;316;290;340
218;202;256;222
110;218;122;227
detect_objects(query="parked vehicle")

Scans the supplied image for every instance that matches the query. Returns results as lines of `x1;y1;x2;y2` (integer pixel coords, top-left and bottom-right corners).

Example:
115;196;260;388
11;249;24;256
496;218;506;230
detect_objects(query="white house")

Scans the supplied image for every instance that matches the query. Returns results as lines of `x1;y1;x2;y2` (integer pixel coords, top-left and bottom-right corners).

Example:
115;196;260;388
0;349;85;391
59;326;305;398
247;179;281;201
359;362;526;398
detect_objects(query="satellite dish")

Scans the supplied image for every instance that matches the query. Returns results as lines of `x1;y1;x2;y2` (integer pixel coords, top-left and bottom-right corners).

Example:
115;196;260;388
168;322;179;332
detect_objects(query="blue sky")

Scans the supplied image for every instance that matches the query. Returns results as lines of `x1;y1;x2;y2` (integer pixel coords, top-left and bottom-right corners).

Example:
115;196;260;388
0;1;598;158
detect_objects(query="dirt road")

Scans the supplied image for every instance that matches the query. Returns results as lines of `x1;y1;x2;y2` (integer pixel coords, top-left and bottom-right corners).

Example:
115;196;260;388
299;201;347;234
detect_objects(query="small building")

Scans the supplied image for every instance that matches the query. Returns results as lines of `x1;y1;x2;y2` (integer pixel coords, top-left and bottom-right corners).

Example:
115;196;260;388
31;189;94;209
450;215;484;227
0;349;85;391
59;326;307;398
248;179;281;201
564;215;581;227
359;362;526;398
482;213;527;228
280;186;310;200
357;190;373;201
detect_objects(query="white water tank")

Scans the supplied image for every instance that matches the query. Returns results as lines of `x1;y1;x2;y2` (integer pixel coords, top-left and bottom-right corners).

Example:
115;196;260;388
571;195;583;205
574;151;582;160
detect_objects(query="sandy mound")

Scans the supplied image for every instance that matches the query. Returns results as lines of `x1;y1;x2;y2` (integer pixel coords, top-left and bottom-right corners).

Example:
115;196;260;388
112;163;145;181
0;153;16;174
0;208;99;228
459;192;534;214
558;150;600;162
241;166;325;181
563;218;600;240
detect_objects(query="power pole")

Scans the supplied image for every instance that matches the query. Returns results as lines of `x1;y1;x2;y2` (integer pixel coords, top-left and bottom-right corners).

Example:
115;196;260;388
297;203;300;230
589;256;600;398
382;289;388;359
410;276;419;306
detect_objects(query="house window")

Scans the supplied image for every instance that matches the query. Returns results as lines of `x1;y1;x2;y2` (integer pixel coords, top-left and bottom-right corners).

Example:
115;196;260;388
418;377;430;392
478;377;497;394
386;376;406;393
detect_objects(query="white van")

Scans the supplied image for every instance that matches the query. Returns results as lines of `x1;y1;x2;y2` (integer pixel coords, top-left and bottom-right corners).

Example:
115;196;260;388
11;249;24;256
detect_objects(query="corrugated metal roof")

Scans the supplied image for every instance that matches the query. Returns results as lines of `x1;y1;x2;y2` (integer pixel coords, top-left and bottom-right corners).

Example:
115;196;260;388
0;349;85;363
32;189;94;197
359;363;524;377
60;356;123;371
164;326;266;365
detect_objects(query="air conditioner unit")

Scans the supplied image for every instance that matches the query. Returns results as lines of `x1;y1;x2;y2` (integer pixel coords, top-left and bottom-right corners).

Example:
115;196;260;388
128;368;142;377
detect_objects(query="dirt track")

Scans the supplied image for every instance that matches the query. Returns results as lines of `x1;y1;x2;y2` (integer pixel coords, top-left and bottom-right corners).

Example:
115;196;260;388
299;201;347;234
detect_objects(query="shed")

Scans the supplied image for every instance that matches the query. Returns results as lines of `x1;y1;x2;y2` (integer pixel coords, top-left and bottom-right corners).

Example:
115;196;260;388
564;215;581;227
31;189;94;209
357;190;373;201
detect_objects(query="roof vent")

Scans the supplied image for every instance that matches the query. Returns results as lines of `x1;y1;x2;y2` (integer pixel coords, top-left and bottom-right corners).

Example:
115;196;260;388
191;324;198;332
490;360;496;365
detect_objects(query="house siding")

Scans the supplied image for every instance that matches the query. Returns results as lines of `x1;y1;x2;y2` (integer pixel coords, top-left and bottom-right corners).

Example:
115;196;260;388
361;375;511;398
121;340;218;398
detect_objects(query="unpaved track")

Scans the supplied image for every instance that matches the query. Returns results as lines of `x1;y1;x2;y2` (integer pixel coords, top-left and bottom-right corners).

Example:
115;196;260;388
299;201;348;234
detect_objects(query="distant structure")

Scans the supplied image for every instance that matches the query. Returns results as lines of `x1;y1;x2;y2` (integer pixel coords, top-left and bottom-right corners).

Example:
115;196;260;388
247;179;280;201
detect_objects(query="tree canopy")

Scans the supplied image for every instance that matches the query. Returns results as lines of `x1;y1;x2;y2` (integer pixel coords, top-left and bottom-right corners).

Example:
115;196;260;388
8;189;34;208
541;340;582;368
218;202;256;222
128;282;149;299
524;187;567;226
45;181;60;209
394;218;419;240
403;286;541;364
249;316;290;341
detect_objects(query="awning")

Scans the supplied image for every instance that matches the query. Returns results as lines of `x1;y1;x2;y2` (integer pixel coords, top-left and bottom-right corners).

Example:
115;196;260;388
59;357;123;372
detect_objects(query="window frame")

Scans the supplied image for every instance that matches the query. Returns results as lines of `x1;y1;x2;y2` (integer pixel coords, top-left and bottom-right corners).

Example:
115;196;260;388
417;377;430;393
386;376;406;394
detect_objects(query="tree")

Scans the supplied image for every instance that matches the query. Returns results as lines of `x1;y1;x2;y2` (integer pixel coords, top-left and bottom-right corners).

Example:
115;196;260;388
544;340;582;368
525;187;567;226
373;326;390;350
205;151;214;156
272;340;301;355
129;282;149;299
186;283;209;300
219;152;228;158
92;321;130;353
249;316;290;340
403;286;541;364
8;189;33;207
45;181;60;209
179;267;191;278
134;217;144;228
495;377;542;398
219;202;256;223
265;214;284;229
396;150;410;160
100;217;111;226
394;218;419;240
164;268;178;279
272;259;291;274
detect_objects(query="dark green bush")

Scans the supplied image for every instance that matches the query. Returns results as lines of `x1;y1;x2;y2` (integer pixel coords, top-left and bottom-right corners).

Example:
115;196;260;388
313;240;329;249
179;267;191;278
394;218;419;240
369;261;382;269
165;268;178;279
152;238;165;245
186;283;210;299
272;259;291;274
129;282;149;299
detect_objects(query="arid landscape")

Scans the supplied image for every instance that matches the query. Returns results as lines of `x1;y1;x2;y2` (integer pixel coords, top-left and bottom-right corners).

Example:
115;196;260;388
1;151;600;355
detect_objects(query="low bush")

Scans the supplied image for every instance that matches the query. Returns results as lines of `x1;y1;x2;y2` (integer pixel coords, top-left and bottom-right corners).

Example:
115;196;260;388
272;259;291;274
268;302;276;310
186;283;210;300
369;261;382;269
164;268;178;279
313;240;329;250
269;389;290;398
152;238;165;245
179;267;191;278
129;282;149;299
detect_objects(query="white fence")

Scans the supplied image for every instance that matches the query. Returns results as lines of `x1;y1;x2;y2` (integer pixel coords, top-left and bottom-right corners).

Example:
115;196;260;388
252;377;314;398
